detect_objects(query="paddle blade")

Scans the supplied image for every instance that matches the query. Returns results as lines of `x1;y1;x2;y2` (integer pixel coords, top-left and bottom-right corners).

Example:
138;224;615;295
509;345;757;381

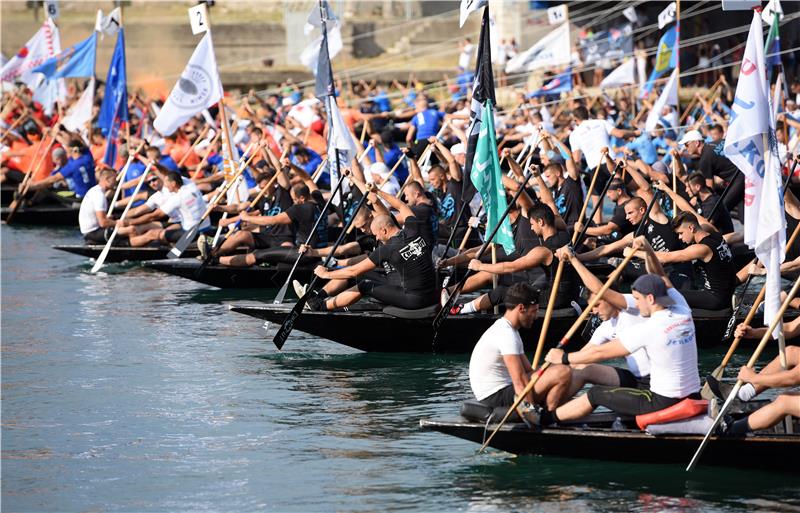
168;224;199;259
272;296;308;350
273;281;290;305
90;228;120;273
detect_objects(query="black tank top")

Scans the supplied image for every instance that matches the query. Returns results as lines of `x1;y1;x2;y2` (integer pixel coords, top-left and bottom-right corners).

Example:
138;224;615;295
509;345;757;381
696;232;736;298
540;230;579;307
638;216;693;277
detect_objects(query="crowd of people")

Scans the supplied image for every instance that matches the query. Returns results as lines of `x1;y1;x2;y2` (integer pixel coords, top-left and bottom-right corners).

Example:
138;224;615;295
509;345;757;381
2;50;799;437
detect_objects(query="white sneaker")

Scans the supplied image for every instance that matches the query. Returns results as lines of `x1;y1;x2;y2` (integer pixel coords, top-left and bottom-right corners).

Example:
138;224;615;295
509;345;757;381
440;288;451;308
292;280;307;298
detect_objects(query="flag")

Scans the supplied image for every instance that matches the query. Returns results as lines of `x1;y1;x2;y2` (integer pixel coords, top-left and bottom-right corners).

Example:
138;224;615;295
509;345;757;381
579;24;633;66
600;58;635;89
527;69;572;98
761;0;784;24
61;77;94;143
505;22;570;74
764;8;781;80
463;8;496;212
95;7;121;37
472;99;514;255
641;25;678;96
300;25;342;73
723;12;786;334
460;0;487;28
98;29;128;167
645;68;678;133
154;32;222;136
315;20;335;98
32;31;96;79
1;19;60;86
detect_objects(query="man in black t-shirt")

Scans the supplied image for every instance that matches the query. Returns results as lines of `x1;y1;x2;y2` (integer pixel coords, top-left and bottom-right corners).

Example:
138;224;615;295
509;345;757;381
685;172;735;234
679;129;743;221
577;179;634;241
542;162;583;230
310;213;437;311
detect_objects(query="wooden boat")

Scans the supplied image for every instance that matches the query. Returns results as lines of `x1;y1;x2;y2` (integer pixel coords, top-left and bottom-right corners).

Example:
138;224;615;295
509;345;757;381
143;258;318;289
1;204;80;225
51;244;257;263
229;301;795;353
419;412;800;472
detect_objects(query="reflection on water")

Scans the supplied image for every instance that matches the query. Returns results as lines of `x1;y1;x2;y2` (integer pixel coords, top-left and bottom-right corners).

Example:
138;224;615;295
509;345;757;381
2;225;797;512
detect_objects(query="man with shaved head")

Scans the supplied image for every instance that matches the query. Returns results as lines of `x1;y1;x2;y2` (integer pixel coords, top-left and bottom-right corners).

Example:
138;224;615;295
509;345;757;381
308;191;437;311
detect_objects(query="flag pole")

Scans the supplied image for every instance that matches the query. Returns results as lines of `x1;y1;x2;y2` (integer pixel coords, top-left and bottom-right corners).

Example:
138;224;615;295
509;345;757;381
673;0;681;218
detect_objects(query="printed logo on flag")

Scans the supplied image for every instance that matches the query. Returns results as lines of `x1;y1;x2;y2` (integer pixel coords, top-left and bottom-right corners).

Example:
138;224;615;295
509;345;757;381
172;64;214;110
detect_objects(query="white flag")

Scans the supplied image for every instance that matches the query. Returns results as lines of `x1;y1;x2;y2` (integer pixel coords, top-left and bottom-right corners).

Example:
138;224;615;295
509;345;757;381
636;52;647;89
658;2;676;30
645;68;678;133
288;98;321;127
723;12;786;333
460;0;487;28
300;25;342;73
154;32;223;136
762;0;784;25
505;22;571;74
600;59;635;89
623;6;638;24
61;77;94;143
1;18;59;86
95;7;121;37
326;97;358;205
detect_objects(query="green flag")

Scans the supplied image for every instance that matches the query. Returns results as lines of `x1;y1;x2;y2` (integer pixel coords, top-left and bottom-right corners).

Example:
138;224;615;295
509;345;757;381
471;99;515;255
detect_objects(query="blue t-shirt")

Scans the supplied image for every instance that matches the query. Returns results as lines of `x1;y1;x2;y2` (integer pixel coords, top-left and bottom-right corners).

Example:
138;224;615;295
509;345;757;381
124;161;147;206
291;148;325;185
411;109;445;141
373;91;391;112
159;155;179;172
55;149;96;198
627;134;658;165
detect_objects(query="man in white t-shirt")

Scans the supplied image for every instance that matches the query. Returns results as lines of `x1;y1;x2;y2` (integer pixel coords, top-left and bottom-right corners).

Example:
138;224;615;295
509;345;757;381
79;168;117;244
458;38;475;70
569;106;639;223
528;237;701;426
468;283;572;412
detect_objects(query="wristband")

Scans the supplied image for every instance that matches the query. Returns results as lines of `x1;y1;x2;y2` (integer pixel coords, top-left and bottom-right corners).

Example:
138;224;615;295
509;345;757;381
562;352;570;365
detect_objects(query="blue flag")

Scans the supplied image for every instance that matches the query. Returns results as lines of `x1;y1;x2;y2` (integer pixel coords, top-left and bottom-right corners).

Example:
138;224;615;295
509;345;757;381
527;69;572;98
98;29;128;167
33;32;96;79
641;25;678;96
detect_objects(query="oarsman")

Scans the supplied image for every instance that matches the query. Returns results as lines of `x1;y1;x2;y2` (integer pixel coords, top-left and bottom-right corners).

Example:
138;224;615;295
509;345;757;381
678;129;744;221
217;182;327;267
308;192;437;311
672;151;735;234
405;96;445;155
553;246;650;391
25;139;96;199
117;171;210;247
633;211;735;310
78;168;118;244
468;283;573;412
426;139;467;240
540;160;583;230
115;174;181;244
525;237;701;425
575;178;634;242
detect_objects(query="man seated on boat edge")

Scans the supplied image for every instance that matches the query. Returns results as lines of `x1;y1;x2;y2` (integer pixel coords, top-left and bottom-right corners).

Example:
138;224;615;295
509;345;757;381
469;283;573;412
715;345;799;436
553;245;651;395
525;237;701;427
78;168;118;244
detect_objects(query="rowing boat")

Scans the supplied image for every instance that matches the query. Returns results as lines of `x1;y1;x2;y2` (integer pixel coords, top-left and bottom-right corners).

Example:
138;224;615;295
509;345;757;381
419;411;799;472
51;244;255;263
1;204;80;225
143;259;318;289
229;301;796;352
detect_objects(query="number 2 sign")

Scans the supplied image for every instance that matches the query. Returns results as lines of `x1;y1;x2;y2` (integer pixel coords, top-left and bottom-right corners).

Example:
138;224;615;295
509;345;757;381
189;3;209;35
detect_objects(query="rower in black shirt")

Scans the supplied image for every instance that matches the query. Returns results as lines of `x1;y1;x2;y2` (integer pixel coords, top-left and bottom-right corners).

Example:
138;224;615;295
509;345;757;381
640;211;736;310
542;162;583;230
576;178;634;241
685;171;734;234
679;130;743;221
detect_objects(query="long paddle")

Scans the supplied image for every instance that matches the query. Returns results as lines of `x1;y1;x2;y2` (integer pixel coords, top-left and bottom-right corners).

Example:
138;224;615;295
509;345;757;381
531;161;620;368
440;220;477;291
273;171;350;304
190;130;222;180
478;249;638;452
106;141;147;216
91;163;154;273
167;144;261;259
702;220;800;394
433;169;535;340
177;125;210;168
7;127;58;224
687;274;800;471
272;184;371;350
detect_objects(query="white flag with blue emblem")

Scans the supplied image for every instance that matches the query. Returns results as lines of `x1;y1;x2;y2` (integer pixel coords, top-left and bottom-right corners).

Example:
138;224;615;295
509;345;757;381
723;12;785;336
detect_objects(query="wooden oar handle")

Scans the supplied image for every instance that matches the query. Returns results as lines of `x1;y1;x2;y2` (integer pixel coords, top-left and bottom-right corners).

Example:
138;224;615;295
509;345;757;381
190;130;222;180
201;144;262;218
246;170;281;209
379;154;407;185
743;275;800;370
572;152;607;243
310;158;329;183
177;124;211;167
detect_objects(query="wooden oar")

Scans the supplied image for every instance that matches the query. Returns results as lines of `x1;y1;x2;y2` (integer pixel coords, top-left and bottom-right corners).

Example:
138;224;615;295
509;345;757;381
440;222;476;290
272;185;371;350
703;220;800;392
1;107;29;141
106;141;147;216
272;171;351;304
478;249;638;453
531;160;619;367
168;144;262;259
190;130;222;180
687;273;800;472
310;158;329;183
177;124;211;168
6;128;59;224
91;163;154;273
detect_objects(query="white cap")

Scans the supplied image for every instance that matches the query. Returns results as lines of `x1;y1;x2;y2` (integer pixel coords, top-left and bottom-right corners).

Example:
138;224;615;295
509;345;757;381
282;97;295;107
450;142;466;155
369;162;391;178
678;129;704;145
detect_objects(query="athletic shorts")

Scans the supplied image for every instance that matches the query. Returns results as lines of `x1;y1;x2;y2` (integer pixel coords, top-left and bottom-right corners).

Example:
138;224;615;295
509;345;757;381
164;227;186;244
680;289;730;310
614;368;650;389
252;231;293;250
356;279;436;310
479;384;516;408
83;227;108;244
586;386;699;417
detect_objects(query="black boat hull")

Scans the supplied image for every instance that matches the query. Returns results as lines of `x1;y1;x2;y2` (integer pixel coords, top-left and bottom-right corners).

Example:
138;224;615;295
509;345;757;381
2;205;79;225
230;303;799;353
419;418;799;472
143;259;317;289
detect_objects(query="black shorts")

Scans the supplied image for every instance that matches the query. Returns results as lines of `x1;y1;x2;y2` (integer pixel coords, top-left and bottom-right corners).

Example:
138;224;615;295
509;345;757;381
164;227;186;243
83;227;108;244
586;386;699;417
680;289;730;310
480;384;516;408
252;246;318;265
614;368;650;389
253;231;293;250
356;279;436;310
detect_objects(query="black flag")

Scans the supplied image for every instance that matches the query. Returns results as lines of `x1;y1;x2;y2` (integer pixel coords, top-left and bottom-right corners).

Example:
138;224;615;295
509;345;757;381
314;1;335;99
462;7;496;211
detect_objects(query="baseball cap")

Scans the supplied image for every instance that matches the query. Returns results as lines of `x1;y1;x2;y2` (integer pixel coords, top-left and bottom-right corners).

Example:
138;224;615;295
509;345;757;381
369;162;391;179
631;274;675;306
450;143;466;155
678;129;704;145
